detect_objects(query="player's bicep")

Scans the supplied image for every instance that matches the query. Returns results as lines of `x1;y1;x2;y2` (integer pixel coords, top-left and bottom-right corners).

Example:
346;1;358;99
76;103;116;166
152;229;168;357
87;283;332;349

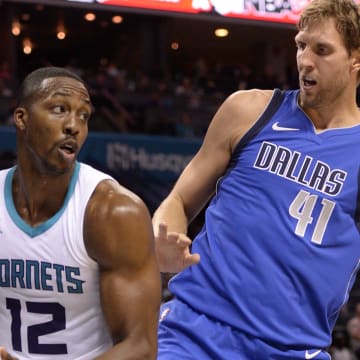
172;89;275;221
84;182;161;341
170;95;242;220
99;255;160;343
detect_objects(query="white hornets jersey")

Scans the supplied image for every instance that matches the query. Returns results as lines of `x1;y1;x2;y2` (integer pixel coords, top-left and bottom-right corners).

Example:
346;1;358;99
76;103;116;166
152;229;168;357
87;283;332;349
0;162;113;359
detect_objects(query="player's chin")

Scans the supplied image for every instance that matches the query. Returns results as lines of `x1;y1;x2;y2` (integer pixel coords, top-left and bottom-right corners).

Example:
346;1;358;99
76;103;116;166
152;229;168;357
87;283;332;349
44;159;76;176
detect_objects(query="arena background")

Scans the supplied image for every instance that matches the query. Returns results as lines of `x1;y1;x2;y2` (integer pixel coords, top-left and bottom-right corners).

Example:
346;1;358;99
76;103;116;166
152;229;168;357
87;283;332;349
1;0;360;350
0;0;302;209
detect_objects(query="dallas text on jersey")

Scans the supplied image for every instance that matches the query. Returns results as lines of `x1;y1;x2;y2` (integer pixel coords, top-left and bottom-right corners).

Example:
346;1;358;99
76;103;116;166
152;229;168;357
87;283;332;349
254;141;346;196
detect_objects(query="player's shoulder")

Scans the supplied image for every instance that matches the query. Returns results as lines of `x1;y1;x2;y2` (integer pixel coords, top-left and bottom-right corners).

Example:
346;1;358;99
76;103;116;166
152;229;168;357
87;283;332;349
217;89;276;122
226;89;275;107
87;179;150;227
94;179;146;211
84;178;153;265
215;89;276;128
77;161;148;219
203;89;278;153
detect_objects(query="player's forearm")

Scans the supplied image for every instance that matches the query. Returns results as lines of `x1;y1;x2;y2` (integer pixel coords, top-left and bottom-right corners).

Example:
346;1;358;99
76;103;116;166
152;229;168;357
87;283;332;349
152;194;189;236
94;337;157;360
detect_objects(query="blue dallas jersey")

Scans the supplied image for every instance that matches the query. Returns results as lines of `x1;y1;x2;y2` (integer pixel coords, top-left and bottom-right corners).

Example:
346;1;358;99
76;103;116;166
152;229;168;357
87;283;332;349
169;89;360;349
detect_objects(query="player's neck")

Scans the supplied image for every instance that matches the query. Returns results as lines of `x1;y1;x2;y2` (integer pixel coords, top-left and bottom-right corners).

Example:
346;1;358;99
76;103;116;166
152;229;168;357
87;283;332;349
11;165;73;227
300;95;360;131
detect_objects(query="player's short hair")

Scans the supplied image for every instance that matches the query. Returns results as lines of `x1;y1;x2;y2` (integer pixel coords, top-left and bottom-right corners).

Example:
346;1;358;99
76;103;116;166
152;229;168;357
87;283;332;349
298;0;360;55
16;66;86;107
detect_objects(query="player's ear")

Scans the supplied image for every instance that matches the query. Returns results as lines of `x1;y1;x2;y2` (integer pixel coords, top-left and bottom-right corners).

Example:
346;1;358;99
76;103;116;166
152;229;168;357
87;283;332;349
351;49;360;72
13;107;28;131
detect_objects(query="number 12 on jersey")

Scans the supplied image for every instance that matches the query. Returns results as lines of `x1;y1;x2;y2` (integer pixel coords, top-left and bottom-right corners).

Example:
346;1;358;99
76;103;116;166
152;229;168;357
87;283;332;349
6;297;67;355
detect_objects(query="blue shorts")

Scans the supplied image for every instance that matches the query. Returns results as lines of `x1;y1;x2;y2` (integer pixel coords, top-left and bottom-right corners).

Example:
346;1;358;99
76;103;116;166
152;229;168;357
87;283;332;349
158;299;331;360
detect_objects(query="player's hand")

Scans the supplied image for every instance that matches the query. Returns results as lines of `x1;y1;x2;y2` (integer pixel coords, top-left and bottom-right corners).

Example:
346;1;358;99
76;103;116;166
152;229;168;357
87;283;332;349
155;223;200;273
0;347;18;360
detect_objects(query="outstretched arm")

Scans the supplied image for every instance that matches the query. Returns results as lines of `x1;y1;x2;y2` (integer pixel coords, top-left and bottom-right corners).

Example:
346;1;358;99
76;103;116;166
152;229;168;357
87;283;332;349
84;180;162;360
153;89;274;273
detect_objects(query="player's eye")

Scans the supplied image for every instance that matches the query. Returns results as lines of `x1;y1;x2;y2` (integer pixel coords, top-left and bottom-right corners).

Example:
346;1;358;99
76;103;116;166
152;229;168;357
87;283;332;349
52;105;65;114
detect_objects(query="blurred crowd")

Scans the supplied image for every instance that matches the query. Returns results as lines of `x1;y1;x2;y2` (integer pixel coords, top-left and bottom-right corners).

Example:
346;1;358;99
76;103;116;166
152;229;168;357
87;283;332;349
327;302;360;360
0;57;299;138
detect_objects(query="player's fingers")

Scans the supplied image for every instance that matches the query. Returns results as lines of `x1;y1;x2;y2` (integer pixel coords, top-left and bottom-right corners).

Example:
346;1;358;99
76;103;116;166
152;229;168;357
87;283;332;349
176;235;192;246
167;232;181;244
184;253;201;267
157;223;168;239
178;233;192;246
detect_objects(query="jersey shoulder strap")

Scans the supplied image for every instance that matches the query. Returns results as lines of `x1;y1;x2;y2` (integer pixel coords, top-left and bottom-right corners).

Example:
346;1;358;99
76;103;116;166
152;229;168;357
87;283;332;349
233;88;285;158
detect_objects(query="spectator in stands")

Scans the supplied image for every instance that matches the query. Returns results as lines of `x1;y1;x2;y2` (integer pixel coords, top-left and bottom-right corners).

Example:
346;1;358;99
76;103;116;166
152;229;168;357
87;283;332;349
175;111;196;138
347;304;360;358
330;331;354;360
0;78;15;126
88;71;134;132
253;62;283;89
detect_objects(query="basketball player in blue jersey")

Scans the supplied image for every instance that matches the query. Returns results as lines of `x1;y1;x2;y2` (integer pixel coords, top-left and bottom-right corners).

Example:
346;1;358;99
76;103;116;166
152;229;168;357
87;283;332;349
0;67;161;359
153;0;360;358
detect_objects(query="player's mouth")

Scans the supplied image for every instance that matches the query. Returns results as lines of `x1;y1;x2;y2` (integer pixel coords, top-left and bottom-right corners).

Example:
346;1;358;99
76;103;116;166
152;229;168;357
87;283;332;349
302;76;317;89
58;140;77;160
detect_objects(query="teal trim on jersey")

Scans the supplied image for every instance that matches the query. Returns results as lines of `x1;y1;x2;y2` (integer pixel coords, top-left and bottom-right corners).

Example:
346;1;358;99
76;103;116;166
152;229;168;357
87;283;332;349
4;162;81;238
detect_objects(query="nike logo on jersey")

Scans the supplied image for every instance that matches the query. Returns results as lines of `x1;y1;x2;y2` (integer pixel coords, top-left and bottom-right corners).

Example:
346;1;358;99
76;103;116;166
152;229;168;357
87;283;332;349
305;349;321;359
159;307;171;322
272;122;300;131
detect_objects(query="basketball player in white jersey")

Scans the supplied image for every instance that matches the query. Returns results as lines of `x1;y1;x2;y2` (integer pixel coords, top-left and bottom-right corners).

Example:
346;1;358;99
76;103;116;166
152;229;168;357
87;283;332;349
0;67;161;359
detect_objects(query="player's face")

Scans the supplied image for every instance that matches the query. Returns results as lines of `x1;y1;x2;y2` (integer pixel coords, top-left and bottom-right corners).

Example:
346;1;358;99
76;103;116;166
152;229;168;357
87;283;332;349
18;77;91;175
295;18;356;109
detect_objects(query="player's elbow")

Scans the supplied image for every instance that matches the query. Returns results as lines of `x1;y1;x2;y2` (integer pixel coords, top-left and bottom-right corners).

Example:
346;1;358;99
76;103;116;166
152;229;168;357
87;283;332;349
132;338;158;360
